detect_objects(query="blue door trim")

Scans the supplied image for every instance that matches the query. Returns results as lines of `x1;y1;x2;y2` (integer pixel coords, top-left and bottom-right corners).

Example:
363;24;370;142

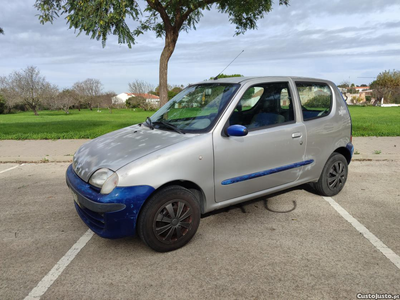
221;160;314;186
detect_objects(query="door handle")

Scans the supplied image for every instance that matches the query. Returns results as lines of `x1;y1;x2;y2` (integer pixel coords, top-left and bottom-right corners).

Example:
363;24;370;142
292;132;302;138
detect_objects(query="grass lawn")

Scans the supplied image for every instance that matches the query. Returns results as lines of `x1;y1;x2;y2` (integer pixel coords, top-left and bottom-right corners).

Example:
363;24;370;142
0;106;399;139
0;109;154;140
348;106;400;137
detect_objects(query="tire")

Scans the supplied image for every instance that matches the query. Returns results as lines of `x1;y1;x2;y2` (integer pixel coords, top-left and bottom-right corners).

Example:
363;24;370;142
137;186;201;252
314;152;348;196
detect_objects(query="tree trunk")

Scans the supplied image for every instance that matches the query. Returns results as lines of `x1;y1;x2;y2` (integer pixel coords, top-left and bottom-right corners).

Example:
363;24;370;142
26;100;38;115
159;30;179;107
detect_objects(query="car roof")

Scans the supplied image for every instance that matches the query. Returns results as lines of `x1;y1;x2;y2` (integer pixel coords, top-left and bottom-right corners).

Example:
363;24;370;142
197;76;332;85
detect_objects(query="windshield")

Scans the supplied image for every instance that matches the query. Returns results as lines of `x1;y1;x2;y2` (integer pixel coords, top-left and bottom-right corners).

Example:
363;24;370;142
147;83;239;133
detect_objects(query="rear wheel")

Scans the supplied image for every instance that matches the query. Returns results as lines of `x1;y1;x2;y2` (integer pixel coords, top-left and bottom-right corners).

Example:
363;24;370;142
314;153;348;196
138;186;200;252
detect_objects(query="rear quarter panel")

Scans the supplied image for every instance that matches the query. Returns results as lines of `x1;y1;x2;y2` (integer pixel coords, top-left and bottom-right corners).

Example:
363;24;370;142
295;80;352;182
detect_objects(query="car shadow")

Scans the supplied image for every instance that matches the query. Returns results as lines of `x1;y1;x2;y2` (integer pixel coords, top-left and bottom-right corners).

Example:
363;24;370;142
202;183;317;218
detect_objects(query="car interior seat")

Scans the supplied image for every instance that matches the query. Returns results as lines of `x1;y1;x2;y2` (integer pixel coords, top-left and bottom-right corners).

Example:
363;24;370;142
248;99;284;129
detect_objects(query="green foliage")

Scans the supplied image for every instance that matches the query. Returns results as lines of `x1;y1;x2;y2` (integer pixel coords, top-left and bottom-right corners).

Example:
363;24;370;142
0;94;5;114
35;0;289;106
35;0;140;47
35;0;289;46
152;85;183;99
126;96;145;108
304;95;330;109
371;70;400;89
168;87;183;99
211;74;244;80
125;96;154;111
370;70;400;103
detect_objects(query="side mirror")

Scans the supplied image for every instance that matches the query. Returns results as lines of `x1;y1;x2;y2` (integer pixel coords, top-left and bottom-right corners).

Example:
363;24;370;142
226;125;248;137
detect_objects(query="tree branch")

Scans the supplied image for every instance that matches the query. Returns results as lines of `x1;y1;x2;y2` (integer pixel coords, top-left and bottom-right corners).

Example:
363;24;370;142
146;0;172;31
175;0;217;30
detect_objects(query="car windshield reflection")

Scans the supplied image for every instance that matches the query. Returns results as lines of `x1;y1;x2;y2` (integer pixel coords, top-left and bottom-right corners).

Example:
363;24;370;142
147;83;239;133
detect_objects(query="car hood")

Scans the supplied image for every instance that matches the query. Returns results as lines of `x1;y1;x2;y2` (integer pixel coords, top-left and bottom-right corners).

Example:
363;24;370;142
73;124;192;182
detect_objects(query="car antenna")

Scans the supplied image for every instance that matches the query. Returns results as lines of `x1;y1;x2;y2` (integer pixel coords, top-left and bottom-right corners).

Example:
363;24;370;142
213;50;244;80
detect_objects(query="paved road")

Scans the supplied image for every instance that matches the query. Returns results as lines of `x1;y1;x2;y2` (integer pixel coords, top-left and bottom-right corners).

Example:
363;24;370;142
1;161;399;300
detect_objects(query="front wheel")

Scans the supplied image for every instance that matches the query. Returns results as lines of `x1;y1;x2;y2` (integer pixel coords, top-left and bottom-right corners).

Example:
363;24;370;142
314;153;348;196
137;186;201;252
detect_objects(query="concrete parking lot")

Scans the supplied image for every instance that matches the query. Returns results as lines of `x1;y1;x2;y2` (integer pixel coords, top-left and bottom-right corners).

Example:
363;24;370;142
1;160;399;300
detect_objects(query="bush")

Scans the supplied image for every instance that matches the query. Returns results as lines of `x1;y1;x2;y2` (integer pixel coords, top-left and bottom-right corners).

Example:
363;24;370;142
0;97;5;114
126;96;145;108
125;96;154;111
304;95;330;108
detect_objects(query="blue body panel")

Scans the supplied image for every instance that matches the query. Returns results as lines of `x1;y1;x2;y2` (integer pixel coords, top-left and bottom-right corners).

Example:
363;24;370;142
66;164;155;239
346;142;354;161
221;160;314;185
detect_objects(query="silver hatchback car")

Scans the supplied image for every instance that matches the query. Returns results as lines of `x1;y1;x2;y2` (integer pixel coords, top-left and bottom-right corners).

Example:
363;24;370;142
67;76;353;252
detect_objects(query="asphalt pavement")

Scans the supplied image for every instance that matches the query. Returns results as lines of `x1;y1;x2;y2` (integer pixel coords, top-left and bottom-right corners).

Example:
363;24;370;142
0;138;399;299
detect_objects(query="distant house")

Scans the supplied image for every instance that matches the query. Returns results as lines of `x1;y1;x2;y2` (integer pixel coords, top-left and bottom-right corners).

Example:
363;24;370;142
112;93;132;104
131;93;160;106
112;93;160;106
355;86;370;92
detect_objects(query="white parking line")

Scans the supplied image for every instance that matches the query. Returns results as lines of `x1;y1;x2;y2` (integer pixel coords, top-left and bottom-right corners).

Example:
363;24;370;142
323;196;400;270
24;229;94;300
0;164;24;174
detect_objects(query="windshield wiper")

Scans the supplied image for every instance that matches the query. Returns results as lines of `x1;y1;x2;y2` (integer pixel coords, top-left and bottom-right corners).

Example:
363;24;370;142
145;117;154;130
154;119;185;134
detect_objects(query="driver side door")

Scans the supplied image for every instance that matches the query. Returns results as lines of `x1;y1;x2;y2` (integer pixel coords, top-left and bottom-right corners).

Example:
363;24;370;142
213;81;308;203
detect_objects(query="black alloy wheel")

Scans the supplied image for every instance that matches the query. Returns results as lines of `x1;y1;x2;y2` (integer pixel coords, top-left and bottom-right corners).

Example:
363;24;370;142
314;152;348;196
138;186;200;252
154;200;194;244
327;160;346;191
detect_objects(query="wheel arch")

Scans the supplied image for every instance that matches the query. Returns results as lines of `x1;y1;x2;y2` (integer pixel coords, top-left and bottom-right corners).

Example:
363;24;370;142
333;146;352;164
146;180;207;214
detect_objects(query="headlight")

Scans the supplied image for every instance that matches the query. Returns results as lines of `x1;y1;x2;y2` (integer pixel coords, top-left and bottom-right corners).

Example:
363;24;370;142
89;168;119;194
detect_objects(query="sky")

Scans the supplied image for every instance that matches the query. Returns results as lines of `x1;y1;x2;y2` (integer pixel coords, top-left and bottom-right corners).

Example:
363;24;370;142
1;0;400;94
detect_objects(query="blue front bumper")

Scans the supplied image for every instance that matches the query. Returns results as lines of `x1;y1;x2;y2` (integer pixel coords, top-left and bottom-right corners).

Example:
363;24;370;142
66;164;155;239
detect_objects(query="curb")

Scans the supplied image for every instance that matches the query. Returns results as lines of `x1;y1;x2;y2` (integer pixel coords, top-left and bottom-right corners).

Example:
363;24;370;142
0;156;73;163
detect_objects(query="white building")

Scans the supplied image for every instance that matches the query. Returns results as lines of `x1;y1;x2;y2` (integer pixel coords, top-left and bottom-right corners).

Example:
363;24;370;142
112;93;160;106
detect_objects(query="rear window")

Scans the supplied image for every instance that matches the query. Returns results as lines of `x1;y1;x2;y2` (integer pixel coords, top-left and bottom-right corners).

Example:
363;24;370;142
296;82;332;120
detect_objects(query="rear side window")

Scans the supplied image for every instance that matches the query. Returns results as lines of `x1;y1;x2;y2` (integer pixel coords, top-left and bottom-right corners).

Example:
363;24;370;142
296;82;332;120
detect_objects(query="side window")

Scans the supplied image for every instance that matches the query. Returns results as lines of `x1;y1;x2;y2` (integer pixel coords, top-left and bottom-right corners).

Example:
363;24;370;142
229;82;295;130
296;82;332;120
238;87;264;111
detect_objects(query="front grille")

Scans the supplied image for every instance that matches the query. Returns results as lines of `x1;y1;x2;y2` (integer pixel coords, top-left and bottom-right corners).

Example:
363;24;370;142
75;202;105;229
